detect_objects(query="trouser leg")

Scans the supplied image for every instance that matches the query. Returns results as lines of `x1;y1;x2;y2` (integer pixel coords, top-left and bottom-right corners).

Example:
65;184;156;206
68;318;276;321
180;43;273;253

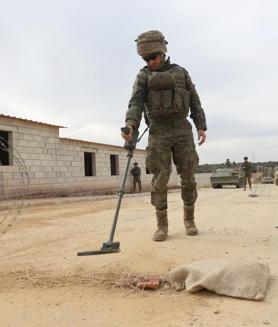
146;119;200;237
244;176;247;190
172;135;199;235
146;145;171;210
146;143;171;240
248;176;252;190
138;178;142;192
172;141;199;207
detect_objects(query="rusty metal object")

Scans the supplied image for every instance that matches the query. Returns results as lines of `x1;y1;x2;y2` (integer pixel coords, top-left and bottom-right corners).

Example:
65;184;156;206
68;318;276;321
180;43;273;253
135;276;161;290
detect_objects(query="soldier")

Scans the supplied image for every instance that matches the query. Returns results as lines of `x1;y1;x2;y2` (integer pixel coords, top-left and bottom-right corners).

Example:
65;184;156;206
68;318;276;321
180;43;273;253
241;156;252;191
130;162;142;193
225;158;231;167
121;30;207;241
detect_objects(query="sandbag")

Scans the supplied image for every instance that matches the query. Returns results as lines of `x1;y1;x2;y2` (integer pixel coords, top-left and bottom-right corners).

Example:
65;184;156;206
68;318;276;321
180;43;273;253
167;258;269;301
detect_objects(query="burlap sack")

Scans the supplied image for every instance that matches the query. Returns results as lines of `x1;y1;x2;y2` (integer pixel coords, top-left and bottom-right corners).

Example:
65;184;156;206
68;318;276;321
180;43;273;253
167;258;269;301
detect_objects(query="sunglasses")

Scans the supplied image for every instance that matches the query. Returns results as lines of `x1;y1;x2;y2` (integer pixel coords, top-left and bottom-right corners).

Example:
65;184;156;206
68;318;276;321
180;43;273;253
144;53;160;62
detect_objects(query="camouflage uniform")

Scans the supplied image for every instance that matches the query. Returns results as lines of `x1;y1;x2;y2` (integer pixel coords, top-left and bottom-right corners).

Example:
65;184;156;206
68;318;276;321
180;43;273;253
130;164;142;192
124;30;207;240
126;60;206;210
241;159;252;190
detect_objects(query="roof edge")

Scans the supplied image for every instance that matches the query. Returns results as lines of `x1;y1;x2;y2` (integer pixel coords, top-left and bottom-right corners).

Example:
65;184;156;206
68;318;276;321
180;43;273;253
60;137;146;152
0;114;66;128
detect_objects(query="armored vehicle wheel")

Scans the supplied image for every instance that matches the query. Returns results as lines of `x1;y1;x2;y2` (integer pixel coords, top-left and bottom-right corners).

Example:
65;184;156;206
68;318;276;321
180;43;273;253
212;184;222;189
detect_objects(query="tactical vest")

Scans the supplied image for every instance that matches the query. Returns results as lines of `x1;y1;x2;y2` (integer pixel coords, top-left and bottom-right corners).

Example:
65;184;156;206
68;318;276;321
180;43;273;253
143;65;190;119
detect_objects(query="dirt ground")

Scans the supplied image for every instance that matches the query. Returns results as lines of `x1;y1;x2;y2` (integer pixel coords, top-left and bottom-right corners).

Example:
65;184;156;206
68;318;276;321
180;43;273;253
0;185;277;327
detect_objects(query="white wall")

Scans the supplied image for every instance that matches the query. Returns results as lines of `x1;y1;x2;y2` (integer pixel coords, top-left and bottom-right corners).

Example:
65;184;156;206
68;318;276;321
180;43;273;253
0;116;178;198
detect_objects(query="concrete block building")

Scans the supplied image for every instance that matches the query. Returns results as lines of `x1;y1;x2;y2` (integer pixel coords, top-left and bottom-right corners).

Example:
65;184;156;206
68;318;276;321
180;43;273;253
0;114;178;198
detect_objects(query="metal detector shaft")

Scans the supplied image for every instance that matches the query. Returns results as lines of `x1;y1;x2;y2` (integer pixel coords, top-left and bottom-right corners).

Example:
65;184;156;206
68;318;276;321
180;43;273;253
107;126;148;243
77;126;148;256
108;148;133;243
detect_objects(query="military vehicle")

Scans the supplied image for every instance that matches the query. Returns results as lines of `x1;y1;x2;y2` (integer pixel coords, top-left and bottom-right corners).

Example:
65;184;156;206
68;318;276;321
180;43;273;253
210;168;244;188
261;176;274;184
261;166;275;184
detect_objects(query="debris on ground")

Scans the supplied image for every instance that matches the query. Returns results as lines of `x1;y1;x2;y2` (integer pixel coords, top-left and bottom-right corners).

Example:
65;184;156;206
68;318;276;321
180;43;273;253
135;276;161;290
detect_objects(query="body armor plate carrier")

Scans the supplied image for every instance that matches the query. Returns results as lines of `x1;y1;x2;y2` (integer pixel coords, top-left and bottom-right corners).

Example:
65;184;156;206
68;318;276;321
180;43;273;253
144;66;190;119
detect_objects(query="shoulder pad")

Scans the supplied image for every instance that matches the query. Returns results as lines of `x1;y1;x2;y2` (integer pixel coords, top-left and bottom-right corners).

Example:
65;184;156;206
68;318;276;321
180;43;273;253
140;66;150;73
172;64;188;73
168;63;179;69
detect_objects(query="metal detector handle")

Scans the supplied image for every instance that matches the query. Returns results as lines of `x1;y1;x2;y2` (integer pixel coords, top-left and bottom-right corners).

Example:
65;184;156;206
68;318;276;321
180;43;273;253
121;127;139;151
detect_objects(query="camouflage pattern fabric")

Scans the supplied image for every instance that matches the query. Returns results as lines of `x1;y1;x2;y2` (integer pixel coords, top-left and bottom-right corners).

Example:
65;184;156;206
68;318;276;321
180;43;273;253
146;117;199;210
136;30;167;58
125;58;205;210
126;58;207;131
130;166;141;177
241;161;252;177
130;166;141;192
242;160;252;190
131;176;141;193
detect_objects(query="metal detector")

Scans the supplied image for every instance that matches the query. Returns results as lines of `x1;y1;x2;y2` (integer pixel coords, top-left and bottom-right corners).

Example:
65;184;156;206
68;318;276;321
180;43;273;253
77;126;148;256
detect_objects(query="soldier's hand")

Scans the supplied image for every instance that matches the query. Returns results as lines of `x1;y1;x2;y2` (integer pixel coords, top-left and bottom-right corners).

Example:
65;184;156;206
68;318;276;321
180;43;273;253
121;125;133;142
198;129;206;145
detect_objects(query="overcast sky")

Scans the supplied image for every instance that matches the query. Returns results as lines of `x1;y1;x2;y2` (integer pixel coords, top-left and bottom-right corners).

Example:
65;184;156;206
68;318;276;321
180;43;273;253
0;0;277;164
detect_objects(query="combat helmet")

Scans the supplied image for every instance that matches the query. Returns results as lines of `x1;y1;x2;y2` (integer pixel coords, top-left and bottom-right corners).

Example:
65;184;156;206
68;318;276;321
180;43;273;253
135;30;168;58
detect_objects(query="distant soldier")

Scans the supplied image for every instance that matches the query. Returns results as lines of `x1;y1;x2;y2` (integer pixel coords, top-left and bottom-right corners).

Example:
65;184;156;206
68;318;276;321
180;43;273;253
130;162;142;193
225;158;231;167
241;156;252;191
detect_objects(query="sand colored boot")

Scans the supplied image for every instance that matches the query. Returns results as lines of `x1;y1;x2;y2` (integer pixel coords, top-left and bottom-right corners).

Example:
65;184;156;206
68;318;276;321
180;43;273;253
183;205;198;236
153;209;168;241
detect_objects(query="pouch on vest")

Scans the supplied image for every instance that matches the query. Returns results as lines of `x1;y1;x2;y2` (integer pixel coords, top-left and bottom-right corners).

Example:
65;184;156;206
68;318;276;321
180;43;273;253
148;72;175;90
149;89;173;112
173;89;190;113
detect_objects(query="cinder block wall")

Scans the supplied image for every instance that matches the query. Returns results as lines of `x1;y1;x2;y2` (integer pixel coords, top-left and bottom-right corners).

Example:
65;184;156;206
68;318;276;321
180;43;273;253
0;117;60;197
0;116;178;198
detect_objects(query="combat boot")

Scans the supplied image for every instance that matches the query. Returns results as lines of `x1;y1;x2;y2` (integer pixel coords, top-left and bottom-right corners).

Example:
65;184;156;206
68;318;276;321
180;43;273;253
183;205;198;236
153;209;168;241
